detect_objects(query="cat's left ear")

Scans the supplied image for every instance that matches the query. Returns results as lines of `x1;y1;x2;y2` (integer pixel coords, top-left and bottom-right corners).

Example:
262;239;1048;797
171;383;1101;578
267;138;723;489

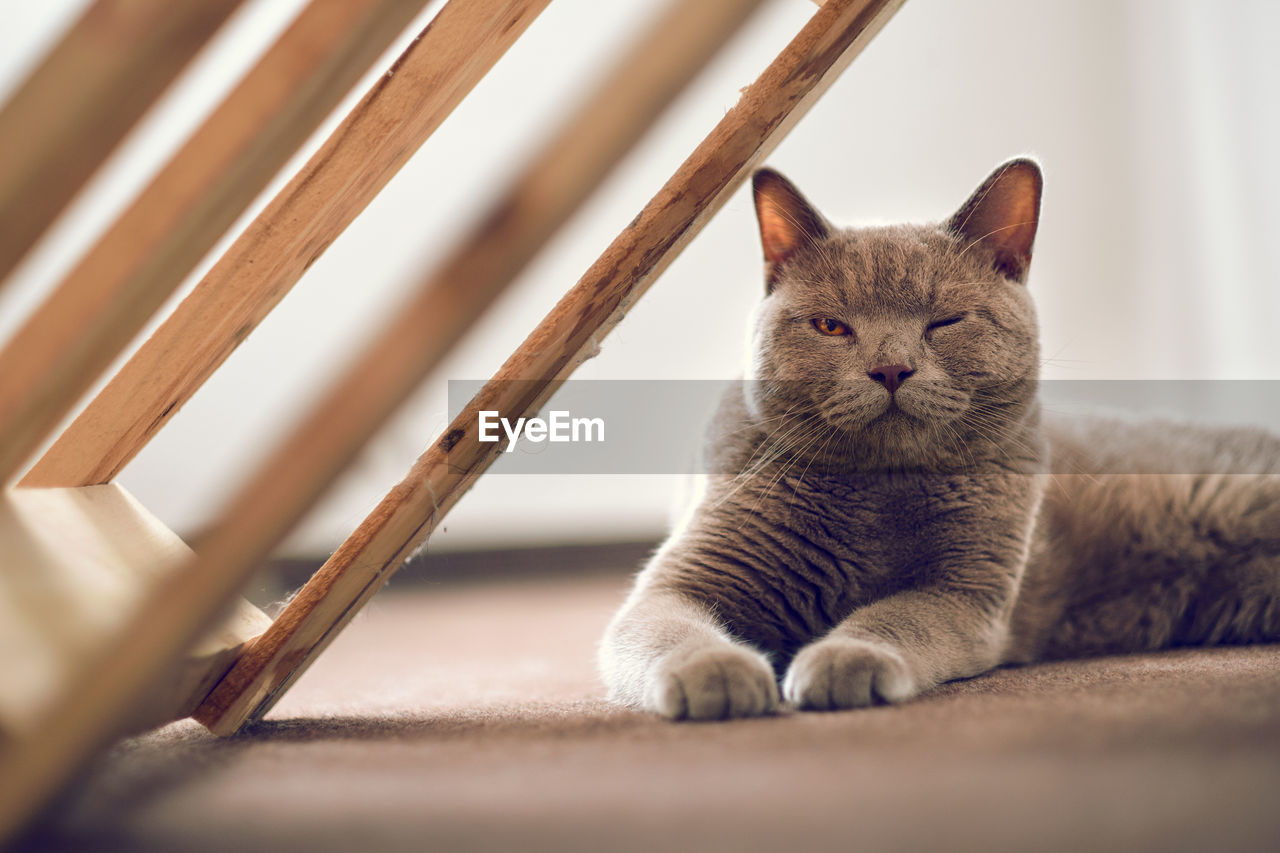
947;158;1042;283
753;168;830;291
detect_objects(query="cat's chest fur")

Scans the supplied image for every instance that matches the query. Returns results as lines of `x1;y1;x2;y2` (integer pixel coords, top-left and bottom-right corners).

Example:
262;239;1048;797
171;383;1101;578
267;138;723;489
660;455;1036;667
749;470;981;575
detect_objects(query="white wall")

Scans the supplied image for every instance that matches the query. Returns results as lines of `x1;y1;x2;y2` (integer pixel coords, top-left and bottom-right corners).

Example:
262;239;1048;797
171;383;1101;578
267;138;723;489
2;0;1276;557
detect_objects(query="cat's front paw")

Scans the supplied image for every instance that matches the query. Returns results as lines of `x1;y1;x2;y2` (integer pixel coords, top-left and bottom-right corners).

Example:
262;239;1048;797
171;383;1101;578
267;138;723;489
648;644;779;721
783;637;915;711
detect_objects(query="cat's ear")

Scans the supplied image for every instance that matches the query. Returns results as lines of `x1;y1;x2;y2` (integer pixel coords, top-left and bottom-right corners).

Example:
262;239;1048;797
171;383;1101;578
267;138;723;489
752;168;830;290
947;158;1042;283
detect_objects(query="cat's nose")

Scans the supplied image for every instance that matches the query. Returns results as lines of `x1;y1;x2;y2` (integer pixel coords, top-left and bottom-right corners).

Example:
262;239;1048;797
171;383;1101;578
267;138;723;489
867;363;914;394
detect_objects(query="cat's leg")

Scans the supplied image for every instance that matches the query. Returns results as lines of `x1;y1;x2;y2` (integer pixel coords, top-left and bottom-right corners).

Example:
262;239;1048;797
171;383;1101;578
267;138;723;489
783;586;1010;710
599;583;778;721
1015;471;1280;659
1126;473;1280;648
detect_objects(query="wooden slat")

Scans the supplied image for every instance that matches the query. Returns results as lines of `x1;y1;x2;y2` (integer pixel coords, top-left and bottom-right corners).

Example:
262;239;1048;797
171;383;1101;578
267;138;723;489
196;0;908;735
0;0;245;288
0;0;762;840
0;0;430;487
23;0;551;489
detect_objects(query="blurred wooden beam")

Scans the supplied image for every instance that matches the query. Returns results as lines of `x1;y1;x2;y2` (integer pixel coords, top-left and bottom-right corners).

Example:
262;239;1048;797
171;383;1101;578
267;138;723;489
0;0;430;487
0;0;763;838
0;0;245;288
24;0;551;489
196;0;908;735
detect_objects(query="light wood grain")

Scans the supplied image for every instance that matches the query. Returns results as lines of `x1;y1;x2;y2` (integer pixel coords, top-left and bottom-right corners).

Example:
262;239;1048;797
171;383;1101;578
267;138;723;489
0;0;430;487
195;0;908;735
0;0;244;288
24;0;551;489
0;0;762;839
0;485;270;740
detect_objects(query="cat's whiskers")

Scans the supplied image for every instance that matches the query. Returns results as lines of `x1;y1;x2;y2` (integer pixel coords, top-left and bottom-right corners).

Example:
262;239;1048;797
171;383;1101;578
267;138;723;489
742;425;818;492
739;414;834;523
784;416;847;523
971;372;1038;402
708;406;823;512
956;405;1041;468
957;418;1022;468
740;400;815;467
958;402;1027;447
713;406;800;443
1039;339;1096;372
934;418;979;471
819;386;889;431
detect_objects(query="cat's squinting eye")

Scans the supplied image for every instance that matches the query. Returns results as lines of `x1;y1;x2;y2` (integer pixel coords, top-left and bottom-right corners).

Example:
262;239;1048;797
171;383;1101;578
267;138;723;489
926;315;965;332
811;318;851;337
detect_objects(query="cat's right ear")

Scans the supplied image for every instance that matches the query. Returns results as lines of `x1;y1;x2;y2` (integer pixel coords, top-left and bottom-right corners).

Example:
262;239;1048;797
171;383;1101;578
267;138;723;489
752;169;829;291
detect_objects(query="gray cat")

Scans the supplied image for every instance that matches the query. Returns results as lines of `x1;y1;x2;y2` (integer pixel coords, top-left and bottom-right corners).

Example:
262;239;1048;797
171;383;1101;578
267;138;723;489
598;159;1280;720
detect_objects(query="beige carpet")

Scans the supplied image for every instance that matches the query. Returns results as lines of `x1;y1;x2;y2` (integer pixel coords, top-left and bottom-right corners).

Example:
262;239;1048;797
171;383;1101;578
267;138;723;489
21;572;1280;852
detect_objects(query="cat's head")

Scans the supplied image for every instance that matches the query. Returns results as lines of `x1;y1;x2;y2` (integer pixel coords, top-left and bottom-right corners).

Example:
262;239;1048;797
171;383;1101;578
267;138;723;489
744;159;1044;471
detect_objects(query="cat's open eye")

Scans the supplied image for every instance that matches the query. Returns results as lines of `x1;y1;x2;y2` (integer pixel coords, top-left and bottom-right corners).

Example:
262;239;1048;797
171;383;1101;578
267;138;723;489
811;318;851;337
926;315;965;332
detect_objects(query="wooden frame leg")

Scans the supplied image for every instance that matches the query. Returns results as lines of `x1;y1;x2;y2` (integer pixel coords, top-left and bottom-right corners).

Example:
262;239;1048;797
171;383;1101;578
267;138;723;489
0;485;271;742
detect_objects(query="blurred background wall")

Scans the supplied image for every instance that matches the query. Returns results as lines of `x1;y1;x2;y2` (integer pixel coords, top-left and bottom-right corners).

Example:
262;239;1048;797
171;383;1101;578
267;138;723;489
1;0;1276;559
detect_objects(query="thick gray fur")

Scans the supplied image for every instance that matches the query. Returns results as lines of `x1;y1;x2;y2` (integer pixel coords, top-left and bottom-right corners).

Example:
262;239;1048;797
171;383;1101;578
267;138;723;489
598;159;1280;720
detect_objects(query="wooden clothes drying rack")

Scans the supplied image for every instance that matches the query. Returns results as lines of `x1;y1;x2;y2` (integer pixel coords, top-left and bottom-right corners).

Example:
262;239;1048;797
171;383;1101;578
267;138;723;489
0;0;903;839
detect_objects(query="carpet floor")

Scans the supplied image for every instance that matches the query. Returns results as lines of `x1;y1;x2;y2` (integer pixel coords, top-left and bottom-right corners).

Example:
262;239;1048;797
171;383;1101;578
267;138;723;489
20;572;1280;852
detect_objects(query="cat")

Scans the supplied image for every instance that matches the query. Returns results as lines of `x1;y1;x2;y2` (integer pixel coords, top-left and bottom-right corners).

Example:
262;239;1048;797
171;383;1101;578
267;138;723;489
598;158;1280;720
